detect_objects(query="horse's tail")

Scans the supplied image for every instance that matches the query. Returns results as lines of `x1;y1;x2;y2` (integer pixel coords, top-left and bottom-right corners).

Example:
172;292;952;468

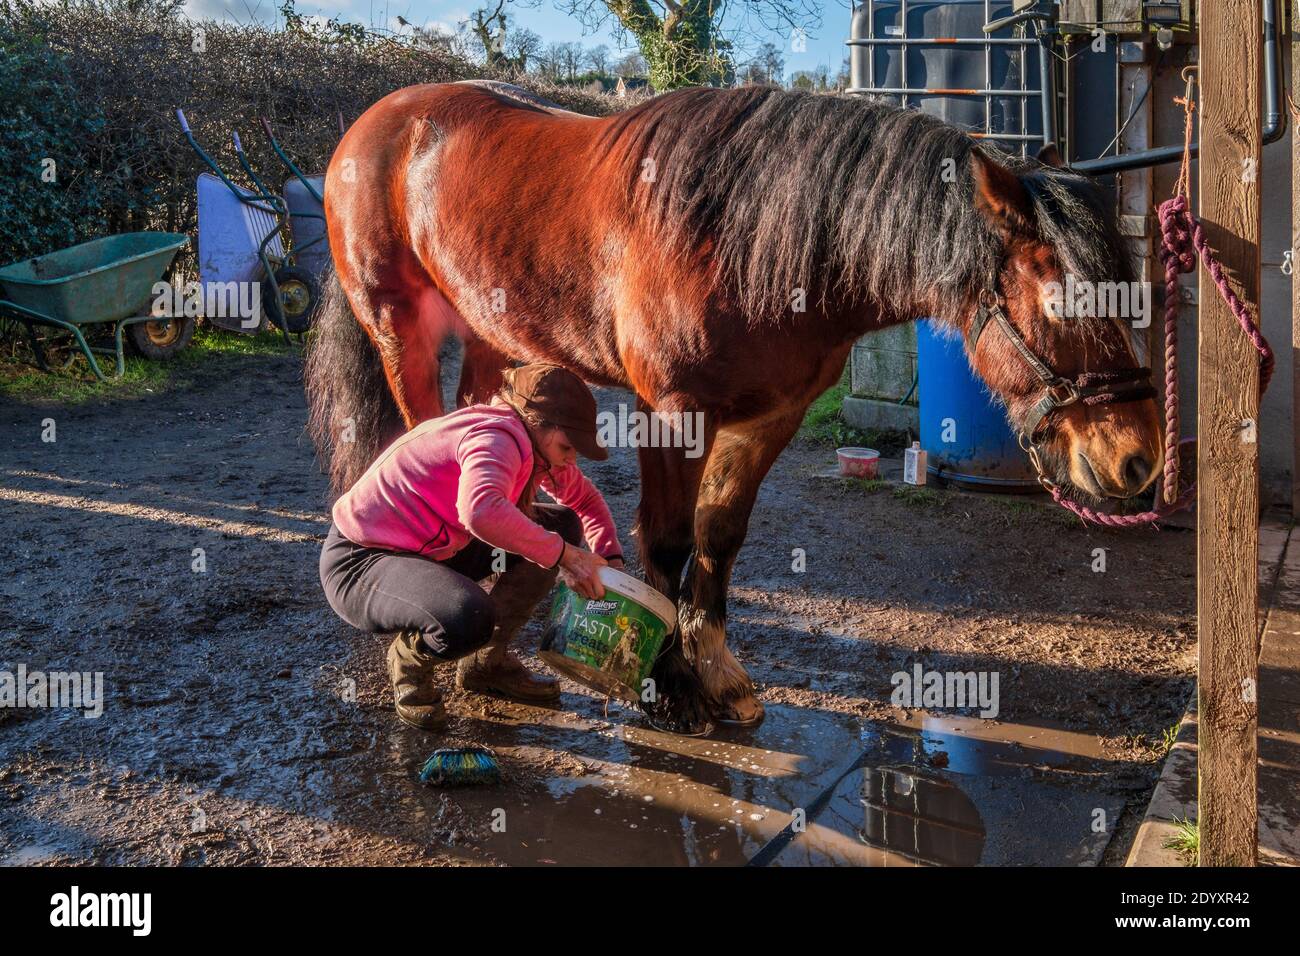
304;266;404;500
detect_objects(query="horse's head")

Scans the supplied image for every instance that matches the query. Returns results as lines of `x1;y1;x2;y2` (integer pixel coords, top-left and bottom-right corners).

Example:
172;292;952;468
963;146;1163;500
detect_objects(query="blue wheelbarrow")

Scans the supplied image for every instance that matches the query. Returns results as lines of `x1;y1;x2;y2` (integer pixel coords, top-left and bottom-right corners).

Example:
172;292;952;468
177;109;323;339
0;232;191;381
260;116;333;283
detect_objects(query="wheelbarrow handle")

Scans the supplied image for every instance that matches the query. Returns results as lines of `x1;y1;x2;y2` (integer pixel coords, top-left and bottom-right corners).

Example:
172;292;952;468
260;117;276;141
231;130;244;154
176;108;191;134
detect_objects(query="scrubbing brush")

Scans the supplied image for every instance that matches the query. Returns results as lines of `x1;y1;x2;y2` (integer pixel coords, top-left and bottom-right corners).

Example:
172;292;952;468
418;746;502;786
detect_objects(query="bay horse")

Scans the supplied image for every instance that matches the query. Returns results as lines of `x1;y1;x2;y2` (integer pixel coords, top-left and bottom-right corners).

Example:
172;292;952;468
305;80;1162;735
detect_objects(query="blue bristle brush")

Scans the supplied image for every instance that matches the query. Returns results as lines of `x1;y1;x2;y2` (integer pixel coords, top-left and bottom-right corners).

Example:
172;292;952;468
418;746;502;786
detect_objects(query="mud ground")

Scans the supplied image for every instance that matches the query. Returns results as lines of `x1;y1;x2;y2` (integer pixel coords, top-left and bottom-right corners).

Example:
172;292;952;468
0;343;1196;865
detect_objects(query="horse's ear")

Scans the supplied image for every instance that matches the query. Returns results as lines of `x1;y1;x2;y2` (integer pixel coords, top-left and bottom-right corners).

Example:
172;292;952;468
1036;142;1064;167
970;149;1033;236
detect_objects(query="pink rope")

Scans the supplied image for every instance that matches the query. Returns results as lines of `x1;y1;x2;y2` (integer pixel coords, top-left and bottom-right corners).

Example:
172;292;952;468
1049;193;1274;527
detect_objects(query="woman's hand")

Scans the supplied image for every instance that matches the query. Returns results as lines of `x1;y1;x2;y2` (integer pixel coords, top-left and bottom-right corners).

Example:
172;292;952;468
559;544;607;599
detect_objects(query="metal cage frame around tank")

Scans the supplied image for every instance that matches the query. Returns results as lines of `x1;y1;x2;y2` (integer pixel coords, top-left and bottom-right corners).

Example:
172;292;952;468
846;0;1054;157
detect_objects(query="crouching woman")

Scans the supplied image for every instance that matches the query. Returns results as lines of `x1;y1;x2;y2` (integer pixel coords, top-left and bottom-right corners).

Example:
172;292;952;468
319;363;622;730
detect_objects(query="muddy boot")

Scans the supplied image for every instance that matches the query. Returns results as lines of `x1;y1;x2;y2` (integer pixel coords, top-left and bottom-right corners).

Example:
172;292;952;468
457;559;561;703
386;630;449;731
457;633;561;703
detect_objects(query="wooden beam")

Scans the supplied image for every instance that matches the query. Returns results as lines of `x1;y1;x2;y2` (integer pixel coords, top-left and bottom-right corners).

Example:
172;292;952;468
1197;0;1261;867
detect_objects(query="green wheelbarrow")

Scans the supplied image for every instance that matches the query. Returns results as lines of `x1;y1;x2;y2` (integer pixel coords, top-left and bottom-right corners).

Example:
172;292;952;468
0;232;191;382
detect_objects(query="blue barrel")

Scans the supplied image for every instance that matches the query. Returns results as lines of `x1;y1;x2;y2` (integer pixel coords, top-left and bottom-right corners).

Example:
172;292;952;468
916;319;1037;490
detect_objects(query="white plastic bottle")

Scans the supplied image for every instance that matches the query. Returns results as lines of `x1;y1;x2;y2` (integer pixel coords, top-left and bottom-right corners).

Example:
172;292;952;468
903;441;927;486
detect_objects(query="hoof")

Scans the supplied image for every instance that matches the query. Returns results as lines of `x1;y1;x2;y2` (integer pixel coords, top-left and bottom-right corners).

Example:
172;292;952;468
710;694;765;728
644;708;714;737
645;637;714;736
643;694;714;737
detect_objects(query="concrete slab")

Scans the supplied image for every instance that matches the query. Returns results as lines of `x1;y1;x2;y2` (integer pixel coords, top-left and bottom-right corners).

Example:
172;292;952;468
842;395;918;433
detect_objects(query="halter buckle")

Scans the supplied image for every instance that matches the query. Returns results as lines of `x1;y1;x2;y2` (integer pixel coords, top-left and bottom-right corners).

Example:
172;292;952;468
1045;379;1081;407
977;288;1004;310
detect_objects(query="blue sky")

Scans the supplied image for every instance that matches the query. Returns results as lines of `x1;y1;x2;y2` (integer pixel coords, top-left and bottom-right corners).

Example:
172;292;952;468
183;0;857;79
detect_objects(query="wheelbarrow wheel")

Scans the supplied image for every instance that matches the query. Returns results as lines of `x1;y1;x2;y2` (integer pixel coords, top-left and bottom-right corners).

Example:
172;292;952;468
129;314;195;360
263;266;319;335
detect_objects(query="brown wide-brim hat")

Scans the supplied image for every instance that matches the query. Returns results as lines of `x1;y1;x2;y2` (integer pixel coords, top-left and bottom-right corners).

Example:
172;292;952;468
500;363;608;461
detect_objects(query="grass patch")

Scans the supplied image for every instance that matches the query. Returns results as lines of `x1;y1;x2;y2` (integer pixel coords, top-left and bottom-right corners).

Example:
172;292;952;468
1161;722;1181;755
989;498;1037;518
798;363;911;454
1162;816;1198;865
891;485;943;507
0;323;297;404
843;477;890;494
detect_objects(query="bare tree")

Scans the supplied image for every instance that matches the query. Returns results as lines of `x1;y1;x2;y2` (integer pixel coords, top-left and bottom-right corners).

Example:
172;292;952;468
834;54;850;92
614;50;647;77
468;1;510;69
557;41;584;80
506;28;544;73
744;41;784;87
584;43;611;76
537;41;566;80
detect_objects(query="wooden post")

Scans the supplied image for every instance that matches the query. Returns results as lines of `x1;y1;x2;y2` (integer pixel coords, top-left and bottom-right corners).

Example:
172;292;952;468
1197;0;1262;867
1292;2;1300;517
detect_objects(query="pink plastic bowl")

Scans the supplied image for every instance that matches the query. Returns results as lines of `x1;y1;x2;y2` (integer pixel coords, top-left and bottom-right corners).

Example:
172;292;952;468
836;447;880;479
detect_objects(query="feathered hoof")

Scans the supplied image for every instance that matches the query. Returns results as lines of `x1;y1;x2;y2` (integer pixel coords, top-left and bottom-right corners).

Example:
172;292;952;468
644;650;715;737
643;693;715;737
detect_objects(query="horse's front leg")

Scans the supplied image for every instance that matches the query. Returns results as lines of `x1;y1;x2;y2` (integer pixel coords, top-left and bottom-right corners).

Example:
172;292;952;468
634;396;717;735
682;408;806;728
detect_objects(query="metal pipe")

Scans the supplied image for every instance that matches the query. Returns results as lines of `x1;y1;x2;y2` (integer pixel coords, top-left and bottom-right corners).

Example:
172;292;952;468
860;86;1040;96
984;0;993;138
900;0;908;110
1037;24;1056;148
846;36;1035;46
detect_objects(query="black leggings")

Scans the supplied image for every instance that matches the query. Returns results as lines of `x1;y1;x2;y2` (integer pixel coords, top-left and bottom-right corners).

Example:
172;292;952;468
319;503;584;660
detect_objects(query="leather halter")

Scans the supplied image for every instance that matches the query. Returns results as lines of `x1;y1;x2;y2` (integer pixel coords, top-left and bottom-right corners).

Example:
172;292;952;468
965;274;1157;447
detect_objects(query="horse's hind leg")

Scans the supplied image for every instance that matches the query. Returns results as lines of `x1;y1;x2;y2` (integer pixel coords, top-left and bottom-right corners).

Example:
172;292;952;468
455;333;512;408
683;407;806;727
338;258;458;426
635;395;718;735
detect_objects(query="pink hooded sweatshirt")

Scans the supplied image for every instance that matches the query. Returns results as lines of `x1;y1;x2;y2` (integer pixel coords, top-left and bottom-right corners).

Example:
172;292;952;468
332;397;621;569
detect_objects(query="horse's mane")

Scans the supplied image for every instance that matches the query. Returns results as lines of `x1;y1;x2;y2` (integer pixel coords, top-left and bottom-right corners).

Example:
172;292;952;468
598;86;1127;325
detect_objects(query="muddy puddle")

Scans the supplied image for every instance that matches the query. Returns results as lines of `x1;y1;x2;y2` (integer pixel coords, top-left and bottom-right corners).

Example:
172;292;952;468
411;697;1125;867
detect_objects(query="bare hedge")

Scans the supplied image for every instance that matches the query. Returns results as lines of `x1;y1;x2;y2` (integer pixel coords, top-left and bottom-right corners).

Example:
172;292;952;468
0;0;626;263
